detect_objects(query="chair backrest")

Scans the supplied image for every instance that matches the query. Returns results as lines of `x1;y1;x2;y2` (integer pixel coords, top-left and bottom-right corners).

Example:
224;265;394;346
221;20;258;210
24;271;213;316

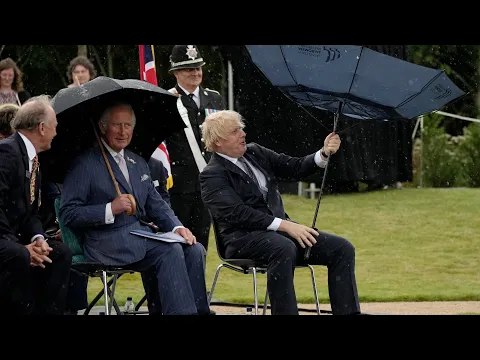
54;198;86;263
208;210;229;261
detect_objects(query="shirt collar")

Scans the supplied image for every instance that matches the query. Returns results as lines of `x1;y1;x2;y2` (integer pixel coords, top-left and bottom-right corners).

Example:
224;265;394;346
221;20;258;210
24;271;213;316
18;131;37;161
216;152;239;165
101;138;124;159
178;84;199;98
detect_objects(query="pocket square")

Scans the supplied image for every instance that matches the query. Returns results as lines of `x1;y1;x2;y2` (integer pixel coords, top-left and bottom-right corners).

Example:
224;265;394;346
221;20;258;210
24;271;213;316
141;174;150;182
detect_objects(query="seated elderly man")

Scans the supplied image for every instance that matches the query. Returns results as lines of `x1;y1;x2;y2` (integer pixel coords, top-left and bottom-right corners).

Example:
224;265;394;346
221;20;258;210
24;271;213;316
199;110;362;315
59;102;211;315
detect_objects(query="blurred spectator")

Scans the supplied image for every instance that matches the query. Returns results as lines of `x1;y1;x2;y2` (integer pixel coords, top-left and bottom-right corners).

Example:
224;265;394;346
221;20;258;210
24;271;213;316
0;58;31;106
0;103;19;140
66;56;97;87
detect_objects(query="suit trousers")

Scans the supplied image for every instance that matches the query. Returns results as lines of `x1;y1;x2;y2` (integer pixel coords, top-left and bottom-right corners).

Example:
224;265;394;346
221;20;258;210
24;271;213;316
170;192;212;252
127;239;209;315
0;237;72;315
231;230;361;315
65;269;89;311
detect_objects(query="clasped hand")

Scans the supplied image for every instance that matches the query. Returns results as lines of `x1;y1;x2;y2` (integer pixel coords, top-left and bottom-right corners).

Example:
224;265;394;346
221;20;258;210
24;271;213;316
26;237;53;268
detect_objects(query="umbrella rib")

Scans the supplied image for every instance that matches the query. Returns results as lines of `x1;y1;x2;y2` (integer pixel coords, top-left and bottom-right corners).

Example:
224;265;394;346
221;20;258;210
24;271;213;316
279;45;331;132
345;46;365;102
395;70;444;109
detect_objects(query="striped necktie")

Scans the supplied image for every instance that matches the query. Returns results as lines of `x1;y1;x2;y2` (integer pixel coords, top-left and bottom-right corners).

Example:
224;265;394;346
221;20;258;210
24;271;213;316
30;156;39;204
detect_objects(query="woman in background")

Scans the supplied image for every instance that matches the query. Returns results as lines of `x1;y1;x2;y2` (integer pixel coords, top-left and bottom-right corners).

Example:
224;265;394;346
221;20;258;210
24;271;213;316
0;58;30;106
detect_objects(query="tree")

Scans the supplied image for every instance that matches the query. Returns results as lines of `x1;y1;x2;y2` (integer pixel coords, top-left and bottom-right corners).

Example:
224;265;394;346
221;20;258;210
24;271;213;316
77;45;88;57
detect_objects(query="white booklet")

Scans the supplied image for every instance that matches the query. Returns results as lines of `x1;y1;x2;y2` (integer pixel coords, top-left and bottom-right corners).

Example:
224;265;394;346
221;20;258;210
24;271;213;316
130;229;187;244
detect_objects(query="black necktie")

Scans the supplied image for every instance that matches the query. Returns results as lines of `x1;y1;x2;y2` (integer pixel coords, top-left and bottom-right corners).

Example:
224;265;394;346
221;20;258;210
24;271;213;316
238;157;260;188
187;93;198;109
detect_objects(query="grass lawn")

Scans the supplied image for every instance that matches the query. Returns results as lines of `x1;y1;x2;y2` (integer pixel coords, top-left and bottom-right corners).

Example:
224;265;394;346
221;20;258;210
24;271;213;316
86;188;480;306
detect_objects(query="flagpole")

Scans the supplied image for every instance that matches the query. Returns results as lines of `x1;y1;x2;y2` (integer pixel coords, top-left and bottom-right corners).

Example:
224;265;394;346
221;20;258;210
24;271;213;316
228;60;234;110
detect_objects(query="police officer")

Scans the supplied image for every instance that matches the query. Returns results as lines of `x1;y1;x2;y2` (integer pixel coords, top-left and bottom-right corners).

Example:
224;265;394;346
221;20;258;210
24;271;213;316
166;45;225;254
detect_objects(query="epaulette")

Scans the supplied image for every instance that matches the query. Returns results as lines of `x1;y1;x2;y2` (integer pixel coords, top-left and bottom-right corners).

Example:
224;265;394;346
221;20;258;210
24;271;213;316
205;88;220;94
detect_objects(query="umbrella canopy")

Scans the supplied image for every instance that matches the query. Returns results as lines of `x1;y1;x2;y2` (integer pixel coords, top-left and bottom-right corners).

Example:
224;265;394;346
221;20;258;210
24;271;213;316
245;45;466;121
40;76;185;184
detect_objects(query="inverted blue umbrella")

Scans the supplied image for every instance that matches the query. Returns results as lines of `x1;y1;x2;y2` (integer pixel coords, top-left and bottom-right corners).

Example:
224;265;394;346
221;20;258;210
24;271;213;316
245;45;466;259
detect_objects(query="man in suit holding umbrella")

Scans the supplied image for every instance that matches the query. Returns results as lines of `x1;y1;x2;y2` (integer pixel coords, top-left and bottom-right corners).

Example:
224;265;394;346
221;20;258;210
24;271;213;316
166;45;226;255
199;110;362;315
59;102;211;315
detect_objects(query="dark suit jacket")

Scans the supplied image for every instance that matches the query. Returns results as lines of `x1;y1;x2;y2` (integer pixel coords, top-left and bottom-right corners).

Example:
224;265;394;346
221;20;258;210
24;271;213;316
59;144;182;266
147;157;171;206
199;143;321;253
167;85;225;194
0;132;43;244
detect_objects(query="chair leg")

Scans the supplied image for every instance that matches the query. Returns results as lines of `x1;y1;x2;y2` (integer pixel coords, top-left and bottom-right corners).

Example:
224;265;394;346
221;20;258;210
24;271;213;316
84;275;116;315
101;271;110;315
252;267;259;315
108;274;119;315
262;287;269;315
135;294;148;311
307;265;321;315
208;264;225;305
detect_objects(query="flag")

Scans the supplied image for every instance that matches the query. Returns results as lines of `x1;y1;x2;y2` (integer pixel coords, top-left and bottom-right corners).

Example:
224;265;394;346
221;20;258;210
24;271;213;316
139;45;174;190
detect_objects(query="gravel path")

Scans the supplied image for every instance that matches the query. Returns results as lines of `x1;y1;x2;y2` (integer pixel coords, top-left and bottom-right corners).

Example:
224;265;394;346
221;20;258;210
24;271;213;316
210;301;480;315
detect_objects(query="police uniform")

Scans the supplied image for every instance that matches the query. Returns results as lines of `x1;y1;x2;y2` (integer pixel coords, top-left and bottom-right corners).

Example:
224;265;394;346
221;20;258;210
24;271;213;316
166;45;225;252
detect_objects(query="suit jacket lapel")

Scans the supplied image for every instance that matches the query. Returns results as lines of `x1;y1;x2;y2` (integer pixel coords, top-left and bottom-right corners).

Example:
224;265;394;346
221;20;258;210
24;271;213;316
244;153;269;184
124;151;140;199
14;133;32;204
93;145;131;193
176;84;198;111
214;153;265;200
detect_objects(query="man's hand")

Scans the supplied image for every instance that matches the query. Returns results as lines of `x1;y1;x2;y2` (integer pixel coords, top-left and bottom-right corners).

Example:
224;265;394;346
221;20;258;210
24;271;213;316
111;194;133;215
323;132;341;156
278;220;319;249
26;238;53;268
174;227;197;245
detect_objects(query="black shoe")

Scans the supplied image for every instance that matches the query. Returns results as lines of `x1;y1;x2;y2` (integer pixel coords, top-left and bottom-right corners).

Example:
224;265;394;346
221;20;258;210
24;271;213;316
199;309;216;315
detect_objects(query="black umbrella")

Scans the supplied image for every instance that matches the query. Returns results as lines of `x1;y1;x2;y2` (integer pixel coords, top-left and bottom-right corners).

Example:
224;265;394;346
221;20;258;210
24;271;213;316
41;76;185;185
245;45;466;259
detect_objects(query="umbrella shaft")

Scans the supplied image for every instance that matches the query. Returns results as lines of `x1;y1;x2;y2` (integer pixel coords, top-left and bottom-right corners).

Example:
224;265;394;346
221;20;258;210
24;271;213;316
306;101;343;260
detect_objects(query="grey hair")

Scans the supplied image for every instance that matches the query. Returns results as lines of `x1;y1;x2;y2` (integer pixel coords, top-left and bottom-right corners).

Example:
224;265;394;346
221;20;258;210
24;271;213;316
99;103;136;130
11;94;53;131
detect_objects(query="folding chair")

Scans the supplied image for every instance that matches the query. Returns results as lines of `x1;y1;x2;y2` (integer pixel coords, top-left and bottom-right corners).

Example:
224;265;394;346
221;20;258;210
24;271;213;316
54;198;147;315
207;214;321;315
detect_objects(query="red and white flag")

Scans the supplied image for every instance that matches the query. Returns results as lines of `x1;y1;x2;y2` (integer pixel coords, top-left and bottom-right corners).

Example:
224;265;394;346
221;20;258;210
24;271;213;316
139;45;173;190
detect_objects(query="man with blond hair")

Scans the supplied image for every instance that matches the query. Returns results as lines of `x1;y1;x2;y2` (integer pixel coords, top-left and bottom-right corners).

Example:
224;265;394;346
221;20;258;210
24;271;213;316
0;95;72;315
199;110;362;315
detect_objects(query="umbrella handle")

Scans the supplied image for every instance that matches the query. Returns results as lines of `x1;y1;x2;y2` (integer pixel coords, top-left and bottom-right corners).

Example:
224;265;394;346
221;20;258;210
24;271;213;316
90;120;137;216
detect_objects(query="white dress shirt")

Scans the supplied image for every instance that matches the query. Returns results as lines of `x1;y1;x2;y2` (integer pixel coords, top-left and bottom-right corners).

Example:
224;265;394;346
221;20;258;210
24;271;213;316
217;150;327;231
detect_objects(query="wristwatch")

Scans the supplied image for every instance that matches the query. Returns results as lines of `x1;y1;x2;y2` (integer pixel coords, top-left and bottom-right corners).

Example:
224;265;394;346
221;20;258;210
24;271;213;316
321;147;329;159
